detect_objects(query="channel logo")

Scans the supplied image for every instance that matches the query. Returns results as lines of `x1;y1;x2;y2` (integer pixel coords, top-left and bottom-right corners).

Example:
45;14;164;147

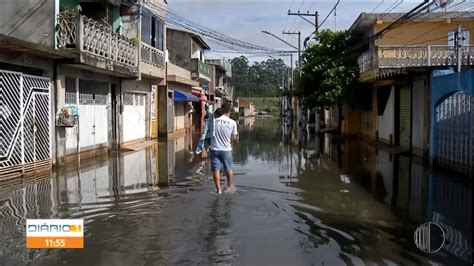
26;219;84;249
414;222;445;254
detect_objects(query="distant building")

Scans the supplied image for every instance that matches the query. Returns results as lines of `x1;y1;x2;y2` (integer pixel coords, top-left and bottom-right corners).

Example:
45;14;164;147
166;27;210;135
238;99;256;117
205;58;234;108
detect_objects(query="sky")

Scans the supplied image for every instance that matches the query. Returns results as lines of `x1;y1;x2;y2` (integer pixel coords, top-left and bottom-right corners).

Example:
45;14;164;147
167;0;434;64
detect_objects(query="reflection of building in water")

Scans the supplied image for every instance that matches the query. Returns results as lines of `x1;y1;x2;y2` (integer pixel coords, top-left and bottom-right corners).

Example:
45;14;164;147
171;134;195;181
239;116;256;130
286;128;471;263
0;175;56;263
428;174;472;262
64;148;157;206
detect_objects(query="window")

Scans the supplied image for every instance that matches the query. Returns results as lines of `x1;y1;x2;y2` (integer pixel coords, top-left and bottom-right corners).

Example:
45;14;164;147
141;14;152;45
154;19;164;51
141;13;164;51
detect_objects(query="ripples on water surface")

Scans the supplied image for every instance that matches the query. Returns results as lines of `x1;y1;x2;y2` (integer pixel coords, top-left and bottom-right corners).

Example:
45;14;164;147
0;117;472;265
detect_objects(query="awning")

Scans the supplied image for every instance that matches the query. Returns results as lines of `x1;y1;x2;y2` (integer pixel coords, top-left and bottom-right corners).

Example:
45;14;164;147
173;90;200;102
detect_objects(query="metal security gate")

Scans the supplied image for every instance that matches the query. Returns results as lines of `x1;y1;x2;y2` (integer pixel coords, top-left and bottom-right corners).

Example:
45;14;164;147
78;80;109;150
435;91;473;168
0;70;51;173
398;85;411;148
123;92;146;142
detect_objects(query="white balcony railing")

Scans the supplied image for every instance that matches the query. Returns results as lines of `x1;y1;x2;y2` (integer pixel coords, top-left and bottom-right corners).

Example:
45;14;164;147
358;45;474;72
141;43;165;68
56;12;138;68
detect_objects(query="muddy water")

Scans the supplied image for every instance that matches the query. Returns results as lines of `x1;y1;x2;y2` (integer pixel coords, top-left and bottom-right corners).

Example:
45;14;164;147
0;117;471;265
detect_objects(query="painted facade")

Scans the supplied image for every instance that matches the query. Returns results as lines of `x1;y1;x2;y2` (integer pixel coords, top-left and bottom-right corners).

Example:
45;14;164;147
349;12;474;172
0;0;170;175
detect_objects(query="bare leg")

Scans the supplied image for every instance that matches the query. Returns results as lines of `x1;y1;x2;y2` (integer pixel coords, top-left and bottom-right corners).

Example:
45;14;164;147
213;171;222;193
226;170;233;187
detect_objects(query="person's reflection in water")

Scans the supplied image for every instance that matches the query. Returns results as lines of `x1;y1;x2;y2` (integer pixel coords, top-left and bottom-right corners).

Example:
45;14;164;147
205;197;235;264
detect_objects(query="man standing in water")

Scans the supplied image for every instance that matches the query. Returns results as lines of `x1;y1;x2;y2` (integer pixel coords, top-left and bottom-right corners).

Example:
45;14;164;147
210;103;238;194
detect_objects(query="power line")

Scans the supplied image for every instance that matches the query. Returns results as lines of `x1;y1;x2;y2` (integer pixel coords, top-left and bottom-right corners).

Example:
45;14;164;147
379;0;403;18
371;0;386;13
319;0;340;29
307;0;317;12
305;0;340;40
144;2;280;53
298;0;306;12
386;0;405;14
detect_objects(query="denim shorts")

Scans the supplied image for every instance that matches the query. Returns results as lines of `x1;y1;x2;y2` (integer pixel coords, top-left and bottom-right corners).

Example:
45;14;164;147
210;150;233;173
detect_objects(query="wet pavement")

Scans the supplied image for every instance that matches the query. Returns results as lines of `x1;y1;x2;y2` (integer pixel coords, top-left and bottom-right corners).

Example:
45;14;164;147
0;117;472;265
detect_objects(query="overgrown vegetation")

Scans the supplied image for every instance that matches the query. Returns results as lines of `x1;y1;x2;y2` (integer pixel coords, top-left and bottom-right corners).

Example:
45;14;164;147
296;29;360;109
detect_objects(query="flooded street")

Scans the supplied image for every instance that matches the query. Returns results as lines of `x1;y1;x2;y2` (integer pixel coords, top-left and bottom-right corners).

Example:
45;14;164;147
0;117;472;265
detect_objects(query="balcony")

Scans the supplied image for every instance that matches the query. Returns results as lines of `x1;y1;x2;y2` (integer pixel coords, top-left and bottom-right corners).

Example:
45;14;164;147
140;42;165;79
358;45;474;80
56;12;138;76
191;59;211;82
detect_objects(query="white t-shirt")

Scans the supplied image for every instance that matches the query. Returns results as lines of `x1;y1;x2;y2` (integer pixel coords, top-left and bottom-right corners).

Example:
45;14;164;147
210;115;238;151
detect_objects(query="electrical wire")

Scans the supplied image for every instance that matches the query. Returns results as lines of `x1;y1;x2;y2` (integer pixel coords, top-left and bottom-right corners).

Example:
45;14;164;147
143;2;280;53
371;0;386;13
298;0;306;12
307;0;317;13
379;0;402;18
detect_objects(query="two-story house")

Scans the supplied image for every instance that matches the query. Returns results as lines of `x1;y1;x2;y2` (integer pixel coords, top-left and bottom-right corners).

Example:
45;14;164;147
0;0;169;176
205;58;233;108
350;12;473;170
166;27;211;135
0;0;65;177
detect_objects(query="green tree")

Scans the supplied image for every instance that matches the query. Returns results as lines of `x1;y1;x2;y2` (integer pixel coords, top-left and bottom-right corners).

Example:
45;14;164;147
230;56;251;97
231;56;289;97
297;29;360;108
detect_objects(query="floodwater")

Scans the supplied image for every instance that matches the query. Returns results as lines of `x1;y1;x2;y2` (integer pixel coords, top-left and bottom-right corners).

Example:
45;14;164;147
0;117;472;265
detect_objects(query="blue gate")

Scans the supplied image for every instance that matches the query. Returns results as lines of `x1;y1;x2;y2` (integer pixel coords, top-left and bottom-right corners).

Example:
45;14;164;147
435;92;472;168
431;69;473;170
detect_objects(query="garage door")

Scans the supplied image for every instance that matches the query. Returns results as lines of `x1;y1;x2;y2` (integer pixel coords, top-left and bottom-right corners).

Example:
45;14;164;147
398;85;411;148
78;80;109;150
123;93;146;142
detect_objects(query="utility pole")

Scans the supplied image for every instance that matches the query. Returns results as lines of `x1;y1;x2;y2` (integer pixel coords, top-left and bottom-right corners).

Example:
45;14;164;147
283;31;301;65
290;53;293;89
287;11;319;34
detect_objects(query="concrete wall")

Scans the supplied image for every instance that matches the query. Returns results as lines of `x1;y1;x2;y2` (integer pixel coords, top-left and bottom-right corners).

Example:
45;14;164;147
158;86;171;136
377;85;395;145
174;102;185;130
121;13;139;39
0;50;53;77
168;63;192;79
342;104;361;136
0;0;55;47
166;29;192;70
